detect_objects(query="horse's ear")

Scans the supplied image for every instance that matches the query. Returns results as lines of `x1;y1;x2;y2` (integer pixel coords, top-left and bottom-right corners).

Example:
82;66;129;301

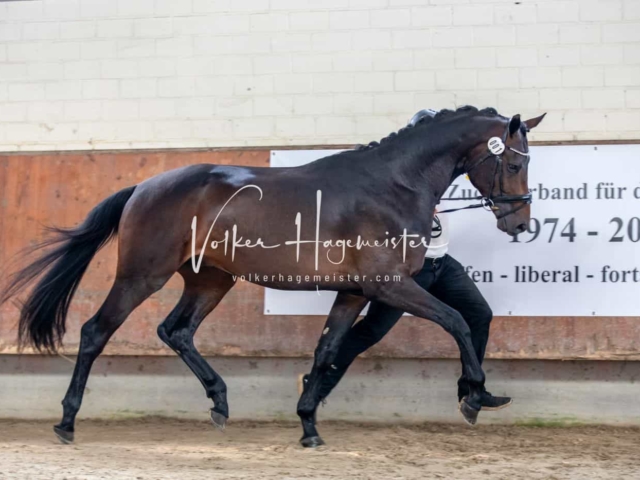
523;113;547;131
508;115;521;137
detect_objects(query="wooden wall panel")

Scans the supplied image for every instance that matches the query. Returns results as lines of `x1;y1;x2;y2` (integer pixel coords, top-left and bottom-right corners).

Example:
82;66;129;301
1;149;639;360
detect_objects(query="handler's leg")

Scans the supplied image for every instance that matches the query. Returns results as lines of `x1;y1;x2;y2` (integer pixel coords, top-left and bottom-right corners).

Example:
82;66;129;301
429;255;511;409
316;264;436;400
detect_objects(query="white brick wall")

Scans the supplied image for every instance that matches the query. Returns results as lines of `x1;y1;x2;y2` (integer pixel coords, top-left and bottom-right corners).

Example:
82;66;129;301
0;0;638;151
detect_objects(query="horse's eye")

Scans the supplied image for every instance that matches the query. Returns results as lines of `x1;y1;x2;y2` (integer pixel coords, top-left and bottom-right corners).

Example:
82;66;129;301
507;164;521;173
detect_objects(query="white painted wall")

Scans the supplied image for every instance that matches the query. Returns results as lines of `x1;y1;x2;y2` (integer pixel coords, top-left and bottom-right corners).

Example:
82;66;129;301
0;0;638;151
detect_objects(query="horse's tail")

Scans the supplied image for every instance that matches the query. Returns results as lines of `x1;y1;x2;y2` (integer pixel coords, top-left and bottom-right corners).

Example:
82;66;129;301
1;185;137;352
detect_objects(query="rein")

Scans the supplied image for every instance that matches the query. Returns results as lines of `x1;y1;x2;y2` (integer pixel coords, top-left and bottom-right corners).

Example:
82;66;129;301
438;122;532;219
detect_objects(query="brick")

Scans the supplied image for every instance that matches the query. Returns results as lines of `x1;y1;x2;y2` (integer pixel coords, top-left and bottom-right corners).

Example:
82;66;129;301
155;0;193;16
354;72;393;92
23;22;60;40
98;20;134;38
456;90;497;110
580;0;622;22
478;69;519;89
140;99;176;119
370;9;410;28
625;0;640;20
43;0;80;21
253;55;291;75
316;116;356;136
374;92;416;114
411;7;452;27
253;97;293;116
272;33;312;53
538;46;580;67
329;11;370;30
134;18;173;37
121;79;157;98
497;47;538;67
117;0;154;17
27;102;65;121
625;89;640;108
233;118;274;138
250;13;289;32
454;48;496;69
81;41;117;59
28;62;65;81
517;25;559;46
431;28;472;48
233;75;274;96
194;77;234;96
436;70;477;90
312;32;352;52
156;37;193;57
64;100;102;121
274;74;312;94
175;58;214;76
46;81;83;100
372;51;412;72
158;78;196;97
605;66;640;86
292;53;333;73
312;73;354;93
101;59;138;78
606;111;640;132
494;5;537;24
624;45;640;64
394;71;436;91
498;90;539;111
414;49;455;69
563;66;604;87
537;2;578;23
289;12;329;31
138;58;176;77
82;79;119;99
414;92;455;110
81;0;118;18
582;89;625;109
117;39;155;58
61;21;97;39
0;24;21;42
564;111;606;131
353;30;392;51
102;100;139;120
453;5;493;26
5;0;44;21
211;57;252;75
559;25;601;44
0;103;28;122
603;24;640;43
0;64;27;81
276;117;315;138
581;45;624;65
294;95;334;114
539;89;581;109
519;67;562;88
333;51;373;72
9;83;46;101
333;93;374;114
473;26;516;47
175;97;217;119
355;116;398;136
8;43;46;62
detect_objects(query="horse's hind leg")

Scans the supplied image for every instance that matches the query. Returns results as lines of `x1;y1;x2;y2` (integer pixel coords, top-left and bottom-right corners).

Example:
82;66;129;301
157;266;235;429
297;292;367;448
54;275;170;444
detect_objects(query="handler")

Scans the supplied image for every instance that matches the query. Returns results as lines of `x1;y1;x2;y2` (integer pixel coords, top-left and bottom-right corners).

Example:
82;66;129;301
305;211;512;410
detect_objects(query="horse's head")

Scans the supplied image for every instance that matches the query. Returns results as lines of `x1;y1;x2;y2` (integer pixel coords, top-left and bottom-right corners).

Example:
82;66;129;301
464;113;546;236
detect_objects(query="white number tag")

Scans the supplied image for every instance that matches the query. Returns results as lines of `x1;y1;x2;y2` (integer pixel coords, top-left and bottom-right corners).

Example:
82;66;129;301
488;137;505;155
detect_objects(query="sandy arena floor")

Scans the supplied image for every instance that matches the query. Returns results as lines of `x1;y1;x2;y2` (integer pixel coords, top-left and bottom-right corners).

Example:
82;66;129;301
0;418;639;479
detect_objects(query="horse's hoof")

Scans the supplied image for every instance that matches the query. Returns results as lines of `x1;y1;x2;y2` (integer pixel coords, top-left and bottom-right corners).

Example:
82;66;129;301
300;435;325;448
53;425;74;444
458;398;480;426
210;409;227;431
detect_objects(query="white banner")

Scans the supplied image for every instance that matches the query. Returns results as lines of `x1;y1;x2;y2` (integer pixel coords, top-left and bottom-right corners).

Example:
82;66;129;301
266;145;640;317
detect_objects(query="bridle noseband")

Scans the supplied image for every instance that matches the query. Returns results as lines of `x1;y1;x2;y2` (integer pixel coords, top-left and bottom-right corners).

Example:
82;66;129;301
439;121;532;219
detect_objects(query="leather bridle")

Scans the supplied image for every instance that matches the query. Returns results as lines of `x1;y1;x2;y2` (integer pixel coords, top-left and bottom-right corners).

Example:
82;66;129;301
438;121;532;219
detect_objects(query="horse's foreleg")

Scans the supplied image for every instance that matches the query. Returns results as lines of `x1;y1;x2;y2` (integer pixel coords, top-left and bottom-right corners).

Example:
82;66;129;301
157;266;235;429
368;277;486;426
54;275;170;444
297;292;367;448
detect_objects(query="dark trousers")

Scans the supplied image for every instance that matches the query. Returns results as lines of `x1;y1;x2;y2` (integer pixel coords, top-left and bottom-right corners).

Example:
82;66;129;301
318;254;493;400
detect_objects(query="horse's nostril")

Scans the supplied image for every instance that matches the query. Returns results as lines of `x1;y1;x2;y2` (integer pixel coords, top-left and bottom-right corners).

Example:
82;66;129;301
515;223;527;234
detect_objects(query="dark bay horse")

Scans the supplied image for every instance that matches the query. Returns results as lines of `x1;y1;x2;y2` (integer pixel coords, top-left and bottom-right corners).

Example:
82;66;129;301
1;106;545;447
